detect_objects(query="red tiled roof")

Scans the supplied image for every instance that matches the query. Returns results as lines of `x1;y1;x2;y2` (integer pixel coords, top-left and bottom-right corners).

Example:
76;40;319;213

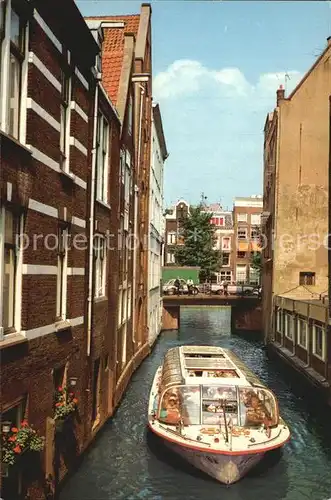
85;15;140;103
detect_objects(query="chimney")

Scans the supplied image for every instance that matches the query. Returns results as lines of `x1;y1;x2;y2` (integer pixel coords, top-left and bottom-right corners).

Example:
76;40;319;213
276;84;285;106
327;36;331;47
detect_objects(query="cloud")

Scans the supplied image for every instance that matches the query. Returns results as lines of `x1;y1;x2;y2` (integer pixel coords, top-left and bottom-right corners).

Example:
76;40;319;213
153;60;303;207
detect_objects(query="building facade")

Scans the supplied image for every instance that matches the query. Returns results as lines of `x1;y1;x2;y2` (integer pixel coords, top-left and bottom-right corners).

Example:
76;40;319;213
148;104;167;346
261;37;331;401
204;203;234;283
233;196;263;285
164;199;189;265
0;2;153;499
86;5;153;408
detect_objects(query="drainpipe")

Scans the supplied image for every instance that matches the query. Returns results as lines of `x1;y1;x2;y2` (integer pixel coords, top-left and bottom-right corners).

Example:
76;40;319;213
132;83;145;345
87;81;99;356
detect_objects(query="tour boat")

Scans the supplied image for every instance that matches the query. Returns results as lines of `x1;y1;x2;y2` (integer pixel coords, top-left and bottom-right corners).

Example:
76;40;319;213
147;345;290;485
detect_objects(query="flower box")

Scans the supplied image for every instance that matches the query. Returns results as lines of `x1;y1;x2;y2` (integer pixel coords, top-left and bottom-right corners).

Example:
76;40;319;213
1;422;44;468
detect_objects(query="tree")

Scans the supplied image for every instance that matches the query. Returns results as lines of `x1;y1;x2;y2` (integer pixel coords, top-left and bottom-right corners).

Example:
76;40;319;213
174;204;222;281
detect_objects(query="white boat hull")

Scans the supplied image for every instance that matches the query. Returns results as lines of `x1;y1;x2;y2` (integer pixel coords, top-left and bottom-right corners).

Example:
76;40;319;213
162;437;265;484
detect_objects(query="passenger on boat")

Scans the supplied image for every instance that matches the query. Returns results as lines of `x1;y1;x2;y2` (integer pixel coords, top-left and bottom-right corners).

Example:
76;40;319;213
245;394;272;426
160;390;182;425
183;387;200;424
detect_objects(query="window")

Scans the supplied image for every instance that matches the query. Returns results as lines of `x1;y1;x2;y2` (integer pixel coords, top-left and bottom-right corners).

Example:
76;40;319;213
167;232;176;245
167;251;175;264
313;324;325;360
276;308;282;333
60;70;71;171
1;399;26;496
94;235;106;298
299;272;315;286
92;358;101;425
96;114;109;203
124;150;131;227
56;227;68;320
127;286;132;320
122;288;127;322
220;271;232;282
0;0;6;79
120;150;125;185
2;209;20;333
236;265;246;283
237;213;247;223
251;214;261;226
237;229;247;240
128;93;133;134
222;254;230;266
298;318;308;349
118;289;122;326
249;266;259;285
1;5;26;139
222;237;230;250
285;313;294;340
251;228;260;240
237;251;246;259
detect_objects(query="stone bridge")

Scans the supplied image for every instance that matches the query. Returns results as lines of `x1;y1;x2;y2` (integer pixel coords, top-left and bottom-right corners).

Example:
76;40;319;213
162;294;262;334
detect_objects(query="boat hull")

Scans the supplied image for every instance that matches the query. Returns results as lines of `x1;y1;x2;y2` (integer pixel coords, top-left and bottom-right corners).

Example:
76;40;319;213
162;437;265;484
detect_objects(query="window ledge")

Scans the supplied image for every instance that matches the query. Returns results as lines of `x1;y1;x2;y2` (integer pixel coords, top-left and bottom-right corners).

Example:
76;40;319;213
0;130;32;156
55;320;71;332
59;170;76;182
94;296;108;303
0;333;28;350
96;199;111;210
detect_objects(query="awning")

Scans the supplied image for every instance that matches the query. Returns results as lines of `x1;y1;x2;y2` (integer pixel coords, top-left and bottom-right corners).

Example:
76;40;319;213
238;241;249;251
251;241;261;252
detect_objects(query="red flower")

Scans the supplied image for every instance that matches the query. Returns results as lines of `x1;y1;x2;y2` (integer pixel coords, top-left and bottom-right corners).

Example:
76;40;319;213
13;445;21;454
73;398;78;404
69;393;74;397
11;427;18;433
9;436;17;442
58;386;63;392
21;420;28;427
55;402;63;407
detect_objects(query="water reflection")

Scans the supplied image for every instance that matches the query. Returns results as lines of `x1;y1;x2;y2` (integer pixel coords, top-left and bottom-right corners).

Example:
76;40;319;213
60;308;331;500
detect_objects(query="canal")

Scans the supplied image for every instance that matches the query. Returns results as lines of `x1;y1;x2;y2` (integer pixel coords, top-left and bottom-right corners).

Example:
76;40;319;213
60;307;331;500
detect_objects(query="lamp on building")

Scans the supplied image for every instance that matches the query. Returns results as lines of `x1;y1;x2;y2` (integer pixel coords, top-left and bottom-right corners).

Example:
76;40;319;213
68;377;78;388
1;421;12;434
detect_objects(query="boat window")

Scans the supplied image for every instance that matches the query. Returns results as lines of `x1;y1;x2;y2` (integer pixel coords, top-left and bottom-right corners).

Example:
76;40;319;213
158;386;201;426
238;387;278;427
188;369;239;378
202;385;238;426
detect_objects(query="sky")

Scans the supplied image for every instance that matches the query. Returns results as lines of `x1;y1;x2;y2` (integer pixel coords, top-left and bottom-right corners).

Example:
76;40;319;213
78;0;331;209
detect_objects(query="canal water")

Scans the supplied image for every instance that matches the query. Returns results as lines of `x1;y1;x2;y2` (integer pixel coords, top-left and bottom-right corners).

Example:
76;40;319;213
60;307;331;500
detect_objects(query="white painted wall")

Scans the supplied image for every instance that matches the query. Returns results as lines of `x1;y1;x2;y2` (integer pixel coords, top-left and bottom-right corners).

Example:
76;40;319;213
148;106;166;346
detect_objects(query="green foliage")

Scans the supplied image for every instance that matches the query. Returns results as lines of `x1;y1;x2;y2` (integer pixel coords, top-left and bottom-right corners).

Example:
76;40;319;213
251;251;262;271
174;204;222;280
2;421;44;466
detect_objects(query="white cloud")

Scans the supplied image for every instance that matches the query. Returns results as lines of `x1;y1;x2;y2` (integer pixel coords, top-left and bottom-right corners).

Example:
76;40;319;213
153;60;303;207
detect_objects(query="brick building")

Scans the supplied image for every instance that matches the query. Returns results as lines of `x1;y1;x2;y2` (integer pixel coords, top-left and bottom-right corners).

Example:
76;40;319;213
232;196;263;285
203;203;234;283
261;38;331;402
164;199;189;265
0;1;152;499
87;4;153;408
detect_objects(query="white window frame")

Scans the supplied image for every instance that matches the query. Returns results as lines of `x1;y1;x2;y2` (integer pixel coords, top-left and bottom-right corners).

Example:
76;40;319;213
297;317;308;349
313;323;325;360
236;265;246;283
167;232;176;245
220;271;232;282
237;213;247;223
96;113;109;204
167;251;175;264
0;0;29;142
118;289;122;327
276;308;281;333
0;206;23;337
284;313;294;340
222;253;230;267
127;93;133;135
59;69;72;173
127;286;132;320
222;237;230;250
94;235;106;299
237;228;247;240
56;226;68;320
251;214;261;226
249;266;259;285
